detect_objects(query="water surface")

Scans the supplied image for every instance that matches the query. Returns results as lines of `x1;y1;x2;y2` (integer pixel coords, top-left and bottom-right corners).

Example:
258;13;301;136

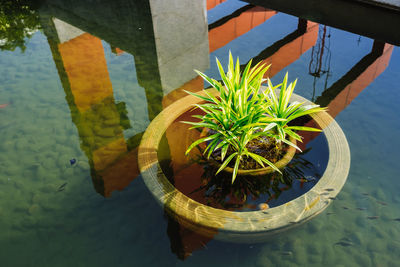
1;0;400;266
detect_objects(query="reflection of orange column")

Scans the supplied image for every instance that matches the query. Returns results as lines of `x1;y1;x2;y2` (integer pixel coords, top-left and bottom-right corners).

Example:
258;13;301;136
162;76;204;108
59;33;114;113
58;33;137;197
165;110;215;260
208;7;276;52
263;22;319;77
327;44;393;118
163;78;216;260
111;46;124;55
163;76;204;174
207;0;226;10
99;148;139;197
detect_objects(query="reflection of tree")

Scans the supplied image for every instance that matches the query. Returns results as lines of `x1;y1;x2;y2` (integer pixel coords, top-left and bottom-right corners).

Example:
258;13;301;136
0;0;41;51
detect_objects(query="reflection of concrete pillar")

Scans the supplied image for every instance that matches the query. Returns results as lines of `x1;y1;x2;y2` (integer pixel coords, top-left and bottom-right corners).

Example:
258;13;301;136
40;0;164;120
52;18;84;43
149;0;209;95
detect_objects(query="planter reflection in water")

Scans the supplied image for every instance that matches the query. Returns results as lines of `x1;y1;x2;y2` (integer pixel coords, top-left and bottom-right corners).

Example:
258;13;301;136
138;88;350;243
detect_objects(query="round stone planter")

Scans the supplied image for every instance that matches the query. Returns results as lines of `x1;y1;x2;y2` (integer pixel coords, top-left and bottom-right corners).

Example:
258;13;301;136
138;88;350;243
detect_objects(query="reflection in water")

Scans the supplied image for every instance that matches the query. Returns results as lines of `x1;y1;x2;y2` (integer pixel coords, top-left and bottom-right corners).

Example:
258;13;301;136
242;18;318;78
207;0;227;10
149;0;209;95
315;41;393;118
37;1;211;260
309;25;331;78
159;8;392;258
37;0;210;198
309;25;332;101
299;38;393;147
44;24;137;197
4;0;395;262
0;0;41;51
40;0;165;120
209;6;276;52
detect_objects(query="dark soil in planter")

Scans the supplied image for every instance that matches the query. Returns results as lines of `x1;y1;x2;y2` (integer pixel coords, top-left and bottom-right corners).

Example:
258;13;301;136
210;135;288;170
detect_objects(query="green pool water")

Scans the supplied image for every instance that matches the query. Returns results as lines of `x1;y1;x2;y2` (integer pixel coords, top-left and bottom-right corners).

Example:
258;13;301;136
1;0;400;266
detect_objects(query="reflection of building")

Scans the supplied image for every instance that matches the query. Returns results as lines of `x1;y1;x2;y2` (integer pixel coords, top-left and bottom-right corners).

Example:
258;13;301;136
38;0;159;197
300;41;393;150
209;6;276;52
163;11;319;262
149;0;209;95
37;0;394;260
316;41;393;118
39;0;210;198
42;18;139;197
245;18;318;77
162;7;394;259
41;0;210;118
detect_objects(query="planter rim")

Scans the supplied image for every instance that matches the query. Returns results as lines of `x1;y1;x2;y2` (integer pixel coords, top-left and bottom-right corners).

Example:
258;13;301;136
138;88;350;243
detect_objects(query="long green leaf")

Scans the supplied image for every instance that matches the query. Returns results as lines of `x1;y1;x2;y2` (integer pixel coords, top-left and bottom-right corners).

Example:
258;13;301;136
286;126;322;132
216;152;238;175
185;133;219;155
231;155;242;183
282;138;302;152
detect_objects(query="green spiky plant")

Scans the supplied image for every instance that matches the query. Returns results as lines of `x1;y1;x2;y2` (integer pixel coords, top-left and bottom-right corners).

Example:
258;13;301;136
263;74;326;148
183;53;325;183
